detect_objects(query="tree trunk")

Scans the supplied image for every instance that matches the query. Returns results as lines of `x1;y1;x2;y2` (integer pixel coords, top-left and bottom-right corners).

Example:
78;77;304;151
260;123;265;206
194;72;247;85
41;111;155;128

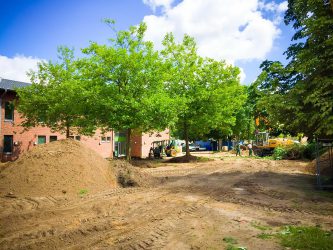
66;124;70;138
218;139;222;151
184;123;190;158
126;128;132;161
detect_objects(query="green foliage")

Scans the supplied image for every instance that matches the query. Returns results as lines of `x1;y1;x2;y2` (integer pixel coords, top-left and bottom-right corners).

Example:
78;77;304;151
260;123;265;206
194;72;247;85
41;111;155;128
273;143;317;160
223;237;238;244
81;22;178;160
273;147;288;160
251;222;272;231
162;33;246;155
253;1;333;138
223;237;247;250
231;86;256;140
257;233;274;239
303;143;317;160
278;226;333;250
17;47;96;137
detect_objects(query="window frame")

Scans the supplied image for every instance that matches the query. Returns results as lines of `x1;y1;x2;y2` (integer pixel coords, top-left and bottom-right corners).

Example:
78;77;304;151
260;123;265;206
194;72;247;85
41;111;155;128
37;135;46;144
101;136;111;143
3;135;13;154
4;101;14;121
49;135;57;142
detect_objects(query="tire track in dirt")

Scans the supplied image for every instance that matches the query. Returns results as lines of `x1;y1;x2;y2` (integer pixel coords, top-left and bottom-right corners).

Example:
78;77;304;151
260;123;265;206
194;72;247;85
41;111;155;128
108;202;204;250
143;165;221;177
0;188;174;250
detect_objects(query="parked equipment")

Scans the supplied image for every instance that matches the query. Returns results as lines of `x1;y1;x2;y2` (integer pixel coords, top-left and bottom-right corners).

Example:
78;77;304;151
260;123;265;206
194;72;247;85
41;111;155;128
150;140;181;158
253;132;294;156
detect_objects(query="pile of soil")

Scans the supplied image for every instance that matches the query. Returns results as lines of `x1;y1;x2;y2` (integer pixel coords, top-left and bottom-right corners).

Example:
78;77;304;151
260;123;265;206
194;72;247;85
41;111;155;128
166;155;212;163
307;150;333;176
0;139;118;197
111;160;158;187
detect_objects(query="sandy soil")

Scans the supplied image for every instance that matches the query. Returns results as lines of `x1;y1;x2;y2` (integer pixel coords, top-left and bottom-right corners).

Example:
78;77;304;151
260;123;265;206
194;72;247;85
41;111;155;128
1;153;333;249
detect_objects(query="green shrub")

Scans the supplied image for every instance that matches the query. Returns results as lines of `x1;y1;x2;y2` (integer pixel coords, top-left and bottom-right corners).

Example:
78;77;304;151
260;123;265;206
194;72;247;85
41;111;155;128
303;143;317;160
273;147;287;160
273;143;317;160
285;144;304;159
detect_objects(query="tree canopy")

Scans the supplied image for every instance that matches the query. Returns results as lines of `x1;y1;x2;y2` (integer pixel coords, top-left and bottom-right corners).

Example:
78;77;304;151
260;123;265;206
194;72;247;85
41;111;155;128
18;22;248;160
254;0;333;138
80;22;178;159
17;47;95;138
161;33;245;156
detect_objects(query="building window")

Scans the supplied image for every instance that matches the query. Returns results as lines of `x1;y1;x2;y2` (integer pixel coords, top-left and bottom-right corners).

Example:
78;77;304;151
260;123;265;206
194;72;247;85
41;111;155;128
38;136;46;144
69;135;81;141
3;135;13;153
50;136;57;142
101;136;111;143
4;102;14;121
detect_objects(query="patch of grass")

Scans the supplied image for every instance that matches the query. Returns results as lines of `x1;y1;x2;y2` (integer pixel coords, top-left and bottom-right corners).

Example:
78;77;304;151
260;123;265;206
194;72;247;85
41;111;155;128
278;226;333;250
225;245;247;250
257;233;274;239
197;156;213;162
79;189;88;196
223;237;238;244
251;221;272;231
223;237;247;250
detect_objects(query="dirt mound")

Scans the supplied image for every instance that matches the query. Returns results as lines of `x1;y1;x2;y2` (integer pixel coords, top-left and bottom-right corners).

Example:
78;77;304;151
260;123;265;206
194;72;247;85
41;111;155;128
111;160;158;187
307;150;333;176
166;155;212;163
0;139;117;197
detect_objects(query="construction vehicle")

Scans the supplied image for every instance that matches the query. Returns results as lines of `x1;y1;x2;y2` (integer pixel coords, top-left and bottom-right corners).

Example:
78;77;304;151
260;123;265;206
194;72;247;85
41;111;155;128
150;140;180;158
253;132;295;156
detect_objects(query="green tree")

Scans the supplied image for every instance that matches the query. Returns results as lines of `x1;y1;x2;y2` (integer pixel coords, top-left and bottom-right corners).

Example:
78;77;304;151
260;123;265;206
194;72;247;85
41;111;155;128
81;22;177;160
254;0;333;138
161;33;245;157
17;47;95;138
231;87;256;141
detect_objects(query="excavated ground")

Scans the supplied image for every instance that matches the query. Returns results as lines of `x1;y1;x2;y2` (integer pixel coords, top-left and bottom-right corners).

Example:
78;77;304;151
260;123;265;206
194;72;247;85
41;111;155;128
1;152;333;250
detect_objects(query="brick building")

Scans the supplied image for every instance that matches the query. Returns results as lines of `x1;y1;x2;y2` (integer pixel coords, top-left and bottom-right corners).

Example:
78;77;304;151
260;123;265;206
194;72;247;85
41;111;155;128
0;78;169;161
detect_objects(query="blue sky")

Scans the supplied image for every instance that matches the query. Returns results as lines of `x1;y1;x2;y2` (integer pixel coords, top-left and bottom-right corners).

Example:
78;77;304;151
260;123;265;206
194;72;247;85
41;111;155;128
0;0;294;84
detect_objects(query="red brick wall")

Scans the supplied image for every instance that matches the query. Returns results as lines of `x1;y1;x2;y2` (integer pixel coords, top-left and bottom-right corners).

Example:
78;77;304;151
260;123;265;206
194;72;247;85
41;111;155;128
0;92;113;161
131;131;143;158
131;129;170;158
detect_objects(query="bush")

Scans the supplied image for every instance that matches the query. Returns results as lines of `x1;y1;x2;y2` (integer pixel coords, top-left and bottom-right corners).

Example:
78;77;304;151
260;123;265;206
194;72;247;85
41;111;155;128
303;143;317;160
273;143;317;160
285;144;304;159
273;147;287;160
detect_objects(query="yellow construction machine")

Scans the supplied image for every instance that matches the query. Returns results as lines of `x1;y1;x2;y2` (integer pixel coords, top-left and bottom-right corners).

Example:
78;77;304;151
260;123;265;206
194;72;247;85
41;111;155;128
150;140;179;158
253;132;295;156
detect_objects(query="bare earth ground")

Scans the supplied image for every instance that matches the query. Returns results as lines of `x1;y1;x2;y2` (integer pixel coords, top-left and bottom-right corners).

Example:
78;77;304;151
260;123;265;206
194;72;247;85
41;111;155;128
1;152;333;250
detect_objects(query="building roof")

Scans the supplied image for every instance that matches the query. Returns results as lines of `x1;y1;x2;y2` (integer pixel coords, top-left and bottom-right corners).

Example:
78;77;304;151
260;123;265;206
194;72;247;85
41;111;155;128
0;78;30;91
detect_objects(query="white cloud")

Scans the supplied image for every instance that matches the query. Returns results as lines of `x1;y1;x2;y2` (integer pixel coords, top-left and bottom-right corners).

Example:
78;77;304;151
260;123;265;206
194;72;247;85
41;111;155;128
0;55;43;83
239;67;246;83
143;0;174;12
142;0;288;82
277;1;288;13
